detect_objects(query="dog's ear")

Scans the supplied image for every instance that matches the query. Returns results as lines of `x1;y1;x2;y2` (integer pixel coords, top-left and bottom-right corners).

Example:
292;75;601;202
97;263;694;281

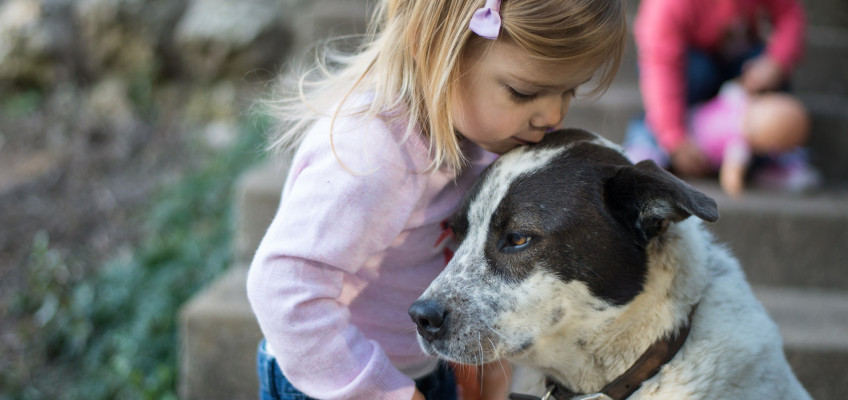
605;159;719;242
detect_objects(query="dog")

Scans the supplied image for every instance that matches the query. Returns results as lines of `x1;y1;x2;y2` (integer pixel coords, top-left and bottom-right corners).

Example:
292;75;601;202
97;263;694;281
409;129;810;399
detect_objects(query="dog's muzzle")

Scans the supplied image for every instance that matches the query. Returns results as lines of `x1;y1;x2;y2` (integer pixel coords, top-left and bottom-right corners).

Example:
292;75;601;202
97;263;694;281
408;299;448;342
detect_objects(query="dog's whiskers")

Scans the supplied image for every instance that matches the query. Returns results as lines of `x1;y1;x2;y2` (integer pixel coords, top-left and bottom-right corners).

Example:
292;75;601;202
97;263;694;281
478;331;486;395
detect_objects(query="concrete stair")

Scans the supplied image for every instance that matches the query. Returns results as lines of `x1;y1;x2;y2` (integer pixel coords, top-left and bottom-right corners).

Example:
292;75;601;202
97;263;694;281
178;1;848;399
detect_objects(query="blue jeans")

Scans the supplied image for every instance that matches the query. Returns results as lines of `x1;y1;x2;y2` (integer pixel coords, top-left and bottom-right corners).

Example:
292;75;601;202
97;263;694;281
685;45;767;105
256;340;457;400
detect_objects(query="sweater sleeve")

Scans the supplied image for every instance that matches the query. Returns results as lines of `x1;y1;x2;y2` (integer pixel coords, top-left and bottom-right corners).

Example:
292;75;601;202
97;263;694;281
763;0;806;73
246;118;429;400
634;0;690;153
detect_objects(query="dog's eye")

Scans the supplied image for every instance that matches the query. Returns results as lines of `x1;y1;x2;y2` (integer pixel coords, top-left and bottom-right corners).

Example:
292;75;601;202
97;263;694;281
509;234;529;246
503;233;531;252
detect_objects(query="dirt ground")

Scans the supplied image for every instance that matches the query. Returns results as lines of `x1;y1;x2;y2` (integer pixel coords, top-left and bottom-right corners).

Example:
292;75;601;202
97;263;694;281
0;90;199;387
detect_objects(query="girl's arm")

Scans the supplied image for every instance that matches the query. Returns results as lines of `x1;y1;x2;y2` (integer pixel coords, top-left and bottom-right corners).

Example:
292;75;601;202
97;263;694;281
247;118;430;400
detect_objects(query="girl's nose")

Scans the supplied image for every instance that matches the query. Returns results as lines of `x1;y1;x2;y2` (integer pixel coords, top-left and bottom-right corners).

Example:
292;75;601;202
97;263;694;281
531;95;571;129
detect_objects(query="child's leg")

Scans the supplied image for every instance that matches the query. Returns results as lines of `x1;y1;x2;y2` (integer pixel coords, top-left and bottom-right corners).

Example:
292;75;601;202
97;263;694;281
686;49;725;104
256;340;317;400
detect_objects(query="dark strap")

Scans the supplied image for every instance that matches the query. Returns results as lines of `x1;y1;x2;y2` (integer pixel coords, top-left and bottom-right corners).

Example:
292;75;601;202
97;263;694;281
510;304;697;400
509;393;549;400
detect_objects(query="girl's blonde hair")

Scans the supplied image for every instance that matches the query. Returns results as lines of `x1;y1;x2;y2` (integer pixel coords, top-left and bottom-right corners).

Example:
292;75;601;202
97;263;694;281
265;0;626;172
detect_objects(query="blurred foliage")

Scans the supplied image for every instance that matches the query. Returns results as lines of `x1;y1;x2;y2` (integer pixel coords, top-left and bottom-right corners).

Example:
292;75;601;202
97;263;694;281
1;89;44;118
2;117;267;400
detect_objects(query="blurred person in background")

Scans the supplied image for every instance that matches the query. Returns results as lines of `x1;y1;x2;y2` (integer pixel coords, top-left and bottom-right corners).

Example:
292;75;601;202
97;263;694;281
624;0;817;193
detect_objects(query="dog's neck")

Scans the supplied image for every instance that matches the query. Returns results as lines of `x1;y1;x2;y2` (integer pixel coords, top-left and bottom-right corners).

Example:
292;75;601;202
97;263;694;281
520;219;710;394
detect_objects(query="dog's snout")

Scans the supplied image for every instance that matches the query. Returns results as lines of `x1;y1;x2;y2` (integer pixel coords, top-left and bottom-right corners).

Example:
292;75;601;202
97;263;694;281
408;299;448;341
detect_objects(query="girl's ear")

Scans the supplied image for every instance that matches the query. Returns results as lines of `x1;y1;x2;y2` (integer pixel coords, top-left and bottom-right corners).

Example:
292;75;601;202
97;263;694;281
604;160;719;243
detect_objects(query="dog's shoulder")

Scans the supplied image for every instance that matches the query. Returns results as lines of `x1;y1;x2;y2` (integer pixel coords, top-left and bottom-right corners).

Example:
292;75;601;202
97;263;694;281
641;237;810;399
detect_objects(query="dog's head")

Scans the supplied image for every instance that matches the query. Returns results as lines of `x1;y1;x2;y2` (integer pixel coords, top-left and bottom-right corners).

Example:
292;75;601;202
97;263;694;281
409;129;718;365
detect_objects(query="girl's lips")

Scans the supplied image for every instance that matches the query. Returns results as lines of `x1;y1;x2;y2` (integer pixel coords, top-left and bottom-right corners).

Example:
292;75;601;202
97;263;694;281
513;136;539;145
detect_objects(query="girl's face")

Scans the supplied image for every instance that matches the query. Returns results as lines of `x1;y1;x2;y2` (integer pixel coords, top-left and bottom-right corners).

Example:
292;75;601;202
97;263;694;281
452;40;597;155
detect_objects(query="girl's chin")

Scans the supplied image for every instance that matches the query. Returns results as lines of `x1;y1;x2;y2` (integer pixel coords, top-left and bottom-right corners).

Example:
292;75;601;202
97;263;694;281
488;143;521;155
462;137;523;155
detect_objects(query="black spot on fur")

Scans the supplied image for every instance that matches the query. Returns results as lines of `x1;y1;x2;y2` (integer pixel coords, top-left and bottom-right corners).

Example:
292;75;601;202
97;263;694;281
550;307;564;324
517;339;534;353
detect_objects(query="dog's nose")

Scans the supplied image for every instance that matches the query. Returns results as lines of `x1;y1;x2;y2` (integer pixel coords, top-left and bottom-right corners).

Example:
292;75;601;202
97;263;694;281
408;299;448;341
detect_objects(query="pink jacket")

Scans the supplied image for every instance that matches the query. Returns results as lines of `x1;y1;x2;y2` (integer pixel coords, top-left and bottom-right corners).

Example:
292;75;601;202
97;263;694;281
247;111;495;400
634;0;805;152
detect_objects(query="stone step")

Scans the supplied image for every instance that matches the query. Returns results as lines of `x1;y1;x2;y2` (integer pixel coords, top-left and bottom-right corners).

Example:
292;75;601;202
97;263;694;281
691;180;848;290
753;285;848;400
568;83;848;183
794;0;848;29
794;25;848;98
179;265;260;400
177;265;848;400
233;159;290;265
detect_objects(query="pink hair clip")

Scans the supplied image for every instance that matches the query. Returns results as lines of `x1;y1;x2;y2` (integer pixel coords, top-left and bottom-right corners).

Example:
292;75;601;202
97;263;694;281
469;0;502;40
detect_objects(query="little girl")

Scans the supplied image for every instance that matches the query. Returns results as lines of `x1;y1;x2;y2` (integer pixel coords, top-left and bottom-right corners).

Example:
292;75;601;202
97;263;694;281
246;1;626;399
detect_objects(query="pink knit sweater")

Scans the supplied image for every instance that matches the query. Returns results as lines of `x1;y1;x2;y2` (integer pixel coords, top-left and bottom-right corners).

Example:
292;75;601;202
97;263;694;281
634;0;805;153
246;112;496;400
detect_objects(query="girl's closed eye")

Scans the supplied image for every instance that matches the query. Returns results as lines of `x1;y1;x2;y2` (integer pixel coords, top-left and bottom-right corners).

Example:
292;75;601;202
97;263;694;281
507;85;580;105
507;86;537;103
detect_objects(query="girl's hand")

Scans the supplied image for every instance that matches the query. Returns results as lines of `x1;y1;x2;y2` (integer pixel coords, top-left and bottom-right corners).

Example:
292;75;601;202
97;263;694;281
670;139;711;177
741;56;784;93
479;361;512;400
411;389;426;400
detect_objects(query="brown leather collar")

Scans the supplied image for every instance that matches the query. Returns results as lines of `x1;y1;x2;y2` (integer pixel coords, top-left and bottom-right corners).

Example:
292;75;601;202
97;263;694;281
509;304;698;400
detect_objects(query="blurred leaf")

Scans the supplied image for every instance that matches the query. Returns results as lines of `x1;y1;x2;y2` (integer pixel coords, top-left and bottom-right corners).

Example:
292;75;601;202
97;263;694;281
1;89;44;118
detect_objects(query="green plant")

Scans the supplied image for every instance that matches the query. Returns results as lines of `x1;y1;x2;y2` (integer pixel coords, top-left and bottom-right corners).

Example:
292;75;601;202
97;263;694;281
5;117;266;400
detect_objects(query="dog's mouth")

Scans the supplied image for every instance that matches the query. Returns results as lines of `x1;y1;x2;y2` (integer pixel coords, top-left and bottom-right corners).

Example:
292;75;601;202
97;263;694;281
416;326;537;366
415;324;508;364
409;298;536;364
